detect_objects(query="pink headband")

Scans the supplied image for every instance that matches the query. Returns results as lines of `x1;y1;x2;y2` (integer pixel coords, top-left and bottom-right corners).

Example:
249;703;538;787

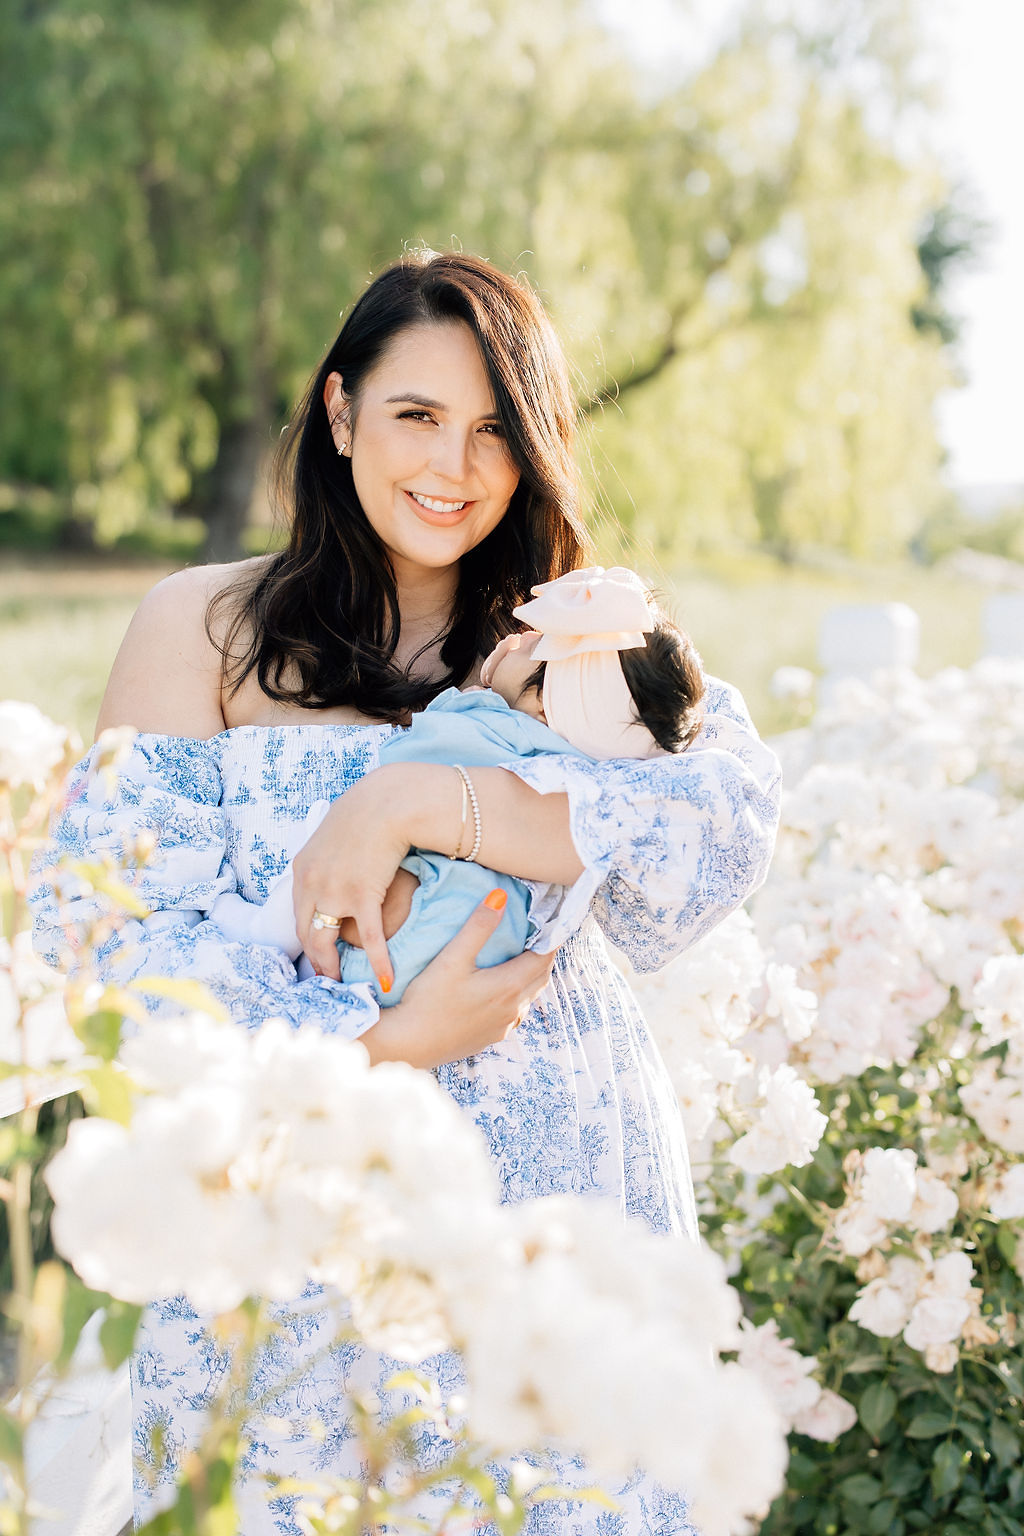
513;567;668;759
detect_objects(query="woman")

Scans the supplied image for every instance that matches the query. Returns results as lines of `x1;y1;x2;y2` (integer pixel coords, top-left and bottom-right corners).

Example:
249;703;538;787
35;251;781;1533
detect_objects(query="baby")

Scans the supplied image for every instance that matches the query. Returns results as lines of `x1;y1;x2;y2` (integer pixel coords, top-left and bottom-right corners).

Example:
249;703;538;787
208;567;706;1003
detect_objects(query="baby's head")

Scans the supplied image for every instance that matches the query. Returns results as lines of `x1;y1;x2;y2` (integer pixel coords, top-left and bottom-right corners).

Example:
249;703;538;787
479;568;706;758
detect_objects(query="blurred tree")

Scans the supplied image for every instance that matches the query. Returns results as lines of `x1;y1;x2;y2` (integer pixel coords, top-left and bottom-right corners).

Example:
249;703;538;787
0;0;971;562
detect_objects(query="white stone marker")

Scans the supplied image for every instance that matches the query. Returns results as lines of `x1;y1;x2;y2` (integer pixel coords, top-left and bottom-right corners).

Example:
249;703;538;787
818;602;920;699
982;593;1024;658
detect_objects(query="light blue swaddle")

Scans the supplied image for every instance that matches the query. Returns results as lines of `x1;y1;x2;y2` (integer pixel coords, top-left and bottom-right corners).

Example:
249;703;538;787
339;687;584;1005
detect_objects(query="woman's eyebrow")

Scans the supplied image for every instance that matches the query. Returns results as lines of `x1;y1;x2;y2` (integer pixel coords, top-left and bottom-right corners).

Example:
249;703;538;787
385;392;500;420
386;392;446;408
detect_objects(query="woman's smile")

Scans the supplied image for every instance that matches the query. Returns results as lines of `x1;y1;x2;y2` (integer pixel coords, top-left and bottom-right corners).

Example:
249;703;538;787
403;488;474;522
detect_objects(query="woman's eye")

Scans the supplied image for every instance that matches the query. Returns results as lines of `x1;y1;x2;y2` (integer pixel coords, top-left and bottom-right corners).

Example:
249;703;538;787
397;410;434;423
480;422;506;438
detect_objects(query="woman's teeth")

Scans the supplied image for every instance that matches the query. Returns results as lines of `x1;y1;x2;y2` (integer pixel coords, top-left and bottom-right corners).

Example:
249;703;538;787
409;491;468;513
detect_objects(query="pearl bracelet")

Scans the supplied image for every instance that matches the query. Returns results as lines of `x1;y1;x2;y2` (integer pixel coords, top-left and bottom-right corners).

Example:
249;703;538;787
452;764;482;863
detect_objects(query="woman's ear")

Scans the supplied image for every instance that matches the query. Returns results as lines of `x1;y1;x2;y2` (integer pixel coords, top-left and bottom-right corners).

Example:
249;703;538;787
323;372;352;456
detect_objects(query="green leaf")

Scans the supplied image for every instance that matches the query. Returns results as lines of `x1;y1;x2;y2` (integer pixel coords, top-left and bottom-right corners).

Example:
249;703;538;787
79;1063;134;1126
57;1274;107;1370
77;1008;123;1061
130;975;227;1020
867;1497;900;1534
66;860;152;918
99;1301;143;1370
930;1439;963;1499
906;1411;953;1439
839;1472;882;1505
988;1417;1020;1469
886;1457;926;1496
995;1223;1018;1266
531;1485;619;1511
460;1468;498;1506
859;1381;897;1439
846;1354;888;1375
0;1408;23;1468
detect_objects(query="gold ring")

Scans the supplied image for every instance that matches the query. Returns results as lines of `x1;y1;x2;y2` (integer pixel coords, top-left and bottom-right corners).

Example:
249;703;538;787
311;909;343;931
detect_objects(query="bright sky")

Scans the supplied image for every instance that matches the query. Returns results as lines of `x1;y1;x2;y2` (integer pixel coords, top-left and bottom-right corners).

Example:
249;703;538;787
597;0;1024;492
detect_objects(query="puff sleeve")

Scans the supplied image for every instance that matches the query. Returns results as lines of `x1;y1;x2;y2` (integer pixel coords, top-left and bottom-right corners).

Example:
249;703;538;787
30;736;379;1038
500;678;782;969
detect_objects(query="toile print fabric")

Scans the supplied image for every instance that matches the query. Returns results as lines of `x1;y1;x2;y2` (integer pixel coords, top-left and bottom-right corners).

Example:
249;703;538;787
32;678;781;1536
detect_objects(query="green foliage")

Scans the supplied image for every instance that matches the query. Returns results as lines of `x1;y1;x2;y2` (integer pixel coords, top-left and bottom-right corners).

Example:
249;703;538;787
914;499;1024;566
0;1094;84;1299
703;1053;1024;1535
1;0;966;559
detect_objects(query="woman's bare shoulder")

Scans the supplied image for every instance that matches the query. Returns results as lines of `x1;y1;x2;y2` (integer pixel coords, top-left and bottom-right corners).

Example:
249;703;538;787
94;558;269;740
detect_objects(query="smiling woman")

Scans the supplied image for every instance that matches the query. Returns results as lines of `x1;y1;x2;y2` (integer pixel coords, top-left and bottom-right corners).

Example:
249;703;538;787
201;253;586;730
36;249;782;1535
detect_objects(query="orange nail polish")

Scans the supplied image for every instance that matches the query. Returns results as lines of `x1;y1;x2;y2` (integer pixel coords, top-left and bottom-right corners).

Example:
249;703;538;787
379;974;392;994
484;888;507;912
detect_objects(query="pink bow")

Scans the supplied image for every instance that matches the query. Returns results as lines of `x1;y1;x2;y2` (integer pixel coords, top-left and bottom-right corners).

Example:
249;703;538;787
513;566;654;661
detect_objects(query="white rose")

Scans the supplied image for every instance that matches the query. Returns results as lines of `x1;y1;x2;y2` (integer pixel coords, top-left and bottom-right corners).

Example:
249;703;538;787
760;963;818;1043
908;1168;959;1234
860;1146;918;1222
0;700;70;789
924;1341;959;1373
736;1318;821;1421
849;1275;914;1338
987;1165;1024;1221
961;1063;1024;1155
791;1388;858;1441
1014;1234;1024;1283
834;1200;889;1258
770;666;814;704
929;1250;975;1297
903;1294;971;1350
729;1065;827;1175
972;954;1024;1046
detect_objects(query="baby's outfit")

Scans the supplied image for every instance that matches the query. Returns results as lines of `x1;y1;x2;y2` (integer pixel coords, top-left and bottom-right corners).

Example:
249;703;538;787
207;687;584;1004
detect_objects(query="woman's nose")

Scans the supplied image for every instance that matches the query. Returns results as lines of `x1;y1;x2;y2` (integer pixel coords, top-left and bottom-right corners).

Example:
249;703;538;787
428;427;473;482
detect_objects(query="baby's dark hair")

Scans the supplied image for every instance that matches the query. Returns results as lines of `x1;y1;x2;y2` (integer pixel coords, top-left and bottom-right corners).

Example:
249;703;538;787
524;610;706;754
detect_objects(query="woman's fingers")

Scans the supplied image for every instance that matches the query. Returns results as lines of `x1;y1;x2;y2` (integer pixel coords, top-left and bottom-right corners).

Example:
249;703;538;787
304;920;344;981
355;910;392;995
497;945;556;1022
439;888;510;966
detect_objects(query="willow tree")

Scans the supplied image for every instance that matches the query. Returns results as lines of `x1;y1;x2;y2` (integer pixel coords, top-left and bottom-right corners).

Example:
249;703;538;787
1;0;965;559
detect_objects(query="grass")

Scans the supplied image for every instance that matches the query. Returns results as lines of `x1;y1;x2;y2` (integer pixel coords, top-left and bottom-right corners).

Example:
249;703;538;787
0;547;998;744
0;556;175;745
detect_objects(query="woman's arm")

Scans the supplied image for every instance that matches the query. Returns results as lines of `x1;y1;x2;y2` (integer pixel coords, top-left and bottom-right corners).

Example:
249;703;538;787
297;678;781;982
295;762;580;981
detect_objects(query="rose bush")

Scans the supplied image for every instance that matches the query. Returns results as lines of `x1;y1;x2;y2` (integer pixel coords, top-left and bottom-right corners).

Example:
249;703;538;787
1;706;787;1536
631;659;1024;1536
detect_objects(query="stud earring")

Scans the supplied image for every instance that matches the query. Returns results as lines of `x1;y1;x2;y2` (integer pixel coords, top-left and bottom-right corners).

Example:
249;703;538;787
337;441;348;456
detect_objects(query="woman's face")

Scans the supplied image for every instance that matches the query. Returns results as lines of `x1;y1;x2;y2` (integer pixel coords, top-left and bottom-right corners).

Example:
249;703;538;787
325;321;521;582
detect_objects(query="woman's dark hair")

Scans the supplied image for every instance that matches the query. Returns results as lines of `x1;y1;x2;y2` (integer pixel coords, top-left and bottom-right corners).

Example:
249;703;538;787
210;251;588;722
524;613;707;753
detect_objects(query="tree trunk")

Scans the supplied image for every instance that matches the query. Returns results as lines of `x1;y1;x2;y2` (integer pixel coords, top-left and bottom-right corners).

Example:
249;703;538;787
200;417;268;564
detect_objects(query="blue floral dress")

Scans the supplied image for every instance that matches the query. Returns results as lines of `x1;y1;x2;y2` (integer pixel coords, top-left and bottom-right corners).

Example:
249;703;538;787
32;678;780;1535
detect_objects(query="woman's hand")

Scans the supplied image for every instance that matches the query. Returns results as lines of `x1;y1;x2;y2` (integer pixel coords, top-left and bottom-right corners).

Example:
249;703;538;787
360;890;556;1069
338;868;418;949
292;766;443;987
293;758;581;985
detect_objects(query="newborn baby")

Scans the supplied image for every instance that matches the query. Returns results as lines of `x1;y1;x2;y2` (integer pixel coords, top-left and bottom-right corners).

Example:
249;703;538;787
208;566;706;1004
